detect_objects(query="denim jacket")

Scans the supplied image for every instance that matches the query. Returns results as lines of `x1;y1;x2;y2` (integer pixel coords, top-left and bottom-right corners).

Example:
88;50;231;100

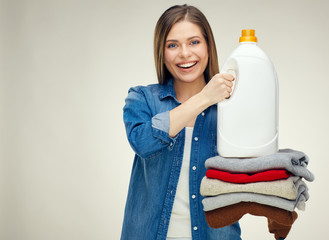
121;79;241;240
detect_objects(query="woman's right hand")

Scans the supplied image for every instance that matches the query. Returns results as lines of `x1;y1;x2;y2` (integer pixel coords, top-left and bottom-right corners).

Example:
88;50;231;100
200;73;235;106
168;73;235;137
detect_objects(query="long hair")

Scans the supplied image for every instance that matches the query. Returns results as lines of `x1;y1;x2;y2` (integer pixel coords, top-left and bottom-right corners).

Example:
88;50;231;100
154;4;219;85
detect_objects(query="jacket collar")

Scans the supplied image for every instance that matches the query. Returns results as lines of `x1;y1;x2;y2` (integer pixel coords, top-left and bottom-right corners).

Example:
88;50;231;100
159;78;179;103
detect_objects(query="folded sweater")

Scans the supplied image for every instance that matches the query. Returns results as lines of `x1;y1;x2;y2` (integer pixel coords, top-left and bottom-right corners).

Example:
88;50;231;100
205;149;314;182
200;176;307;200
202;185;309;212
206;169;292;183
204;202;298;240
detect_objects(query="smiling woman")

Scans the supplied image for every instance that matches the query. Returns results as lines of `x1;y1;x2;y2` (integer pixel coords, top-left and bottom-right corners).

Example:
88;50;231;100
164;21;209;88
153;5;219;86
121;4;239;240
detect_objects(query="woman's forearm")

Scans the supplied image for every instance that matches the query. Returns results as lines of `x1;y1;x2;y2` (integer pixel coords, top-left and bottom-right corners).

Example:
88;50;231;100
168;73;234;137
169;92;210;137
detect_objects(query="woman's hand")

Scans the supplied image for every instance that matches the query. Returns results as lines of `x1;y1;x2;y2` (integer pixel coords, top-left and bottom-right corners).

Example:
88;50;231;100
168;73;235;137
200;73;235;106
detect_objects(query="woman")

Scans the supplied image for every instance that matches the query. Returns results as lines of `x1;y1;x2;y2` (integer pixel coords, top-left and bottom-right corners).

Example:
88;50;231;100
121;4;241;240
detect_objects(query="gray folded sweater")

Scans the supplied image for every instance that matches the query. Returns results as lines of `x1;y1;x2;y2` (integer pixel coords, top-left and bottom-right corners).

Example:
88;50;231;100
205;149;314;182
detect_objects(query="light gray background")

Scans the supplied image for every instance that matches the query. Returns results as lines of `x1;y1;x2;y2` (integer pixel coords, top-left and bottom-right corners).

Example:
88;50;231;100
1;0;328;239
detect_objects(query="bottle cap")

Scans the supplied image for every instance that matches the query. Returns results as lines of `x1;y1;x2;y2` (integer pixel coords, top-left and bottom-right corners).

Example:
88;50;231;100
239;29;258;42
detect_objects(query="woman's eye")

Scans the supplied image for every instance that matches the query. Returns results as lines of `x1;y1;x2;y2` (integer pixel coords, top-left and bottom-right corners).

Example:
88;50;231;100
191;40;200;45
168;43;177;48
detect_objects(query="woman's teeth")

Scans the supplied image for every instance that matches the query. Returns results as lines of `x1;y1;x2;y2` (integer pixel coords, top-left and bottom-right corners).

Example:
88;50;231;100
177;62;197;69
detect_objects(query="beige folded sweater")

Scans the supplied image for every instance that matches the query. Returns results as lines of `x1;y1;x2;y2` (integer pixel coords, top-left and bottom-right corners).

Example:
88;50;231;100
200;176;307;200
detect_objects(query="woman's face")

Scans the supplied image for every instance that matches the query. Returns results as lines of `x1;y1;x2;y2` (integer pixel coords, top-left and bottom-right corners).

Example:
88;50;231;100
164;20;209;85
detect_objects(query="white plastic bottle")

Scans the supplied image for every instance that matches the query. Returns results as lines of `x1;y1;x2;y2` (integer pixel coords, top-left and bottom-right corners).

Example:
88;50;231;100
217;29;279;158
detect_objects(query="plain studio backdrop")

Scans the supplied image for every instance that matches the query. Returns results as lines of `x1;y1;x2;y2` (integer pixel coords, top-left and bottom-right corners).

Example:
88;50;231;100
1;0;328;239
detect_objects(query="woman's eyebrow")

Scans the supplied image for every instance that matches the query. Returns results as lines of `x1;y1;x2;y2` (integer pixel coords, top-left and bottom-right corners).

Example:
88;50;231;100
166;39;179;42
166;36;202;42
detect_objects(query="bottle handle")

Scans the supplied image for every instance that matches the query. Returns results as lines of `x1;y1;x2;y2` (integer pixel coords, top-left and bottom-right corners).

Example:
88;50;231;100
221;58;239;101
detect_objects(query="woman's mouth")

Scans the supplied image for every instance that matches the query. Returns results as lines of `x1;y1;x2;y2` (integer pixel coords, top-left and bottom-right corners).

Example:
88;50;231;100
177;61;198;69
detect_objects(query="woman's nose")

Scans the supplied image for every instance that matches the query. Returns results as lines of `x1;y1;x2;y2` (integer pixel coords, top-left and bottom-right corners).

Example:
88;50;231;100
179;45;192;58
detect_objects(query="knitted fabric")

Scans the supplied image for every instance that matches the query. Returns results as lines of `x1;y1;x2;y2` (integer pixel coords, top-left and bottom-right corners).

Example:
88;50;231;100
200;176;307;200
204;202;298;240
205;149;314;182
202;187;309;212
206;169;292;183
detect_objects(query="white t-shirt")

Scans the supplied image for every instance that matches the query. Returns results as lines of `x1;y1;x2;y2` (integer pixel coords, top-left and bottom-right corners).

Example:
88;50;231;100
167;127;193;237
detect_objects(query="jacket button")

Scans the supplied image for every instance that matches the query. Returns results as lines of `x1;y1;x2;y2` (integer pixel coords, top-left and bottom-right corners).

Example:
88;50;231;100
193;226;198;231
194;137;198;141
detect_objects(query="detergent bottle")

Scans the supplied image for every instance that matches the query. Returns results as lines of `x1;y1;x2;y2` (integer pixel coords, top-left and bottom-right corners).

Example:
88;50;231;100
217;29;279;158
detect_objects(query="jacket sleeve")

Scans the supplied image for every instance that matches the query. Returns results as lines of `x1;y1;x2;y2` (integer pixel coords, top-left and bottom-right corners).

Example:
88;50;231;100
123;87;178;159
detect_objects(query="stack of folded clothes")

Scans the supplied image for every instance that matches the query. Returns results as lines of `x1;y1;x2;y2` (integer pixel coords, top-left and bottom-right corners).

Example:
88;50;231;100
200;149;315;240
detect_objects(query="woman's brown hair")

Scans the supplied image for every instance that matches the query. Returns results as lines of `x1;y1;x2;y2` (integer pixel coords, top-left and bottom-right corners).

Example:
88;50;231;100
154;4;219;85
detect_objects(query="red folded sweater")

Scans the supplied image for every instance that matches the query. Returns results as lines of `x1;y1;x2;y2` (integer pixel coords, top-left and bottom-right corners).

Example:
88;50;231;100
206;169;292;183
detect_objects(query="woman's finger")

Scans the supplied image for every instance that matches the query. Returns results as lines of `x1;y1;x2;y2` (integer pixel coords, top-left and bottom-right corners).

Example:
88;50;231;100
225;80;233;88
218;73;235;81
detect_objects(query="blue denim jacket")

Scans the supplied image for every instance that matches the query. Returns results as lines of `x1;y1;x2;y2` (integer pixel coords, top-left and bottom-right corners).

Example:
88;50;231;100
121;79;241;240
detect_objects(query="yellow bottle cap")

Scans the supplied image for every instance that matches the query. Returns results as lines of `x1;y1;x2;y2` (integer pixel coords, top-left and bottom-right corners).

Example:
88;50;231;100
239;29;258;43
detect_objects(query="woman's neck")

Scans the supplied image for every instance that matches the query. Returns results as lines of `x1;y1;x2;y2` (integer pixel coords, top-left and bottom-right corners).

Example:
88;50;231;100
174;78;206;103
